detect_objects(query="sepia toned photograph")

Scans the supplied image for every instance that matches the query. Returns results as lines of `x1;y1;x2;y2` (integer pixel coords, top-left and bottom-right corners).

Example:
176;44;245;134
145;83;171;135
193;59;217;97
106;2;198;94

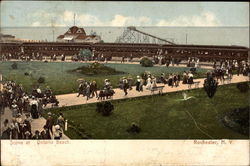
0;1;249;166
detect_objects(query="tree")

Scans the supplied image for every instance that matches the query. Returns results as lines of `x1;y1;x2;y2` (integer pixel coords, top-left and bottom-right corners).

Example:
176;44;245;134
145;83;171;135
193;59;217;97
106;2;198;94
140;57;153;67
79;49;92;61
203;77;218;98
11;62;18;69
96;101;114;116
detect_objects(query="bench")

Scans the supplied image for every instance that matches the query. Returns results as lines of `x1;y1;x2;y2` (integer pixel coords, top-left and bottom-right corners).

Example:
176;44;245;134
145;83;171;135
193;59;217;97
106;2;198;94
193;81;201;88
151;86;164;94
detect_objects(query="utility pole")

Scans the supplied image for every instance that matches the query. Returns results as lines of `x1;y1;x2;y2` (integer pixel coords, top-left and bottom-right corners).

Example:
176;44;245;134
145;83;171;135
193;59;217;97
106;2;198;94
74;13;76;26
53;30;55;42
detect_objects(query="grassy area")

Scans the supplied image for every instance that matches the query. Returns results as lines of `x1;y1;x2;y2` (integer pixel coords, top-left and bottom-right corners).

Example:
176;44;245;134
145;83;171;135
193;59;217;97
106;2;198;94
0;61;207;95
44;83;249;139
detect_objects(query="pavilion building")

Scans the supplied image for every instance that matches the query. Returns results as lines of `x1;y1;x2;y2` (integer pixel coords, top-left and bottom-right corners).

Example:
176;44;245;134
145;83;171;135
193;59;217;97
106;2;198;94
56;26;102;43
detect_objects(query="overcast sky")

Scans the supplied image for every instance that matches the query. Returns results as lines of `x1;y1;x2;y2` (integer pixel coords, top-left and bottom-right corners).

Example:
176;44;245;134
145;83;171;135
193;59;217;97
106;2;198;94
1;1;249;27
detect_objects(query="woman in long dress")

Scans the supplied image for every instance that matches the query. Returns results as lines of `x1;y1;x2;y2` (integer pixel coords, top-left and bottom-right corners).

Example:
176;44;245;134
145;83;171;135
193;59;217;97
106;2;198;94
146;76;152;90
10;118;19;139
168;74;173;87
182;71;188;84
187;72;194;88
1;119;11;139
151;77;157;89
135;76;141;91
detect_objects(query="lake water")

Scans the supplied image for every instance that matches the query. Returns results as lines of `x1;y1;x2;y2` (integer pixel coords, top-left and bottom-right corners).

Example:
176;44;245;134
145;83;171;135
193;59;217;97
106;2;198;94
1;26;249;47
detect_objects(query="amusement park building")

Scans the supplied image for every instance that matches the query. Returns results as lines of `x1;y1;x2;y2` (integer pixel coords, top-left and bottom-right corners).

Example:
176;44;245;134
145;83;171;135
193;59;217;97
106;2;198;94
56;26;101;43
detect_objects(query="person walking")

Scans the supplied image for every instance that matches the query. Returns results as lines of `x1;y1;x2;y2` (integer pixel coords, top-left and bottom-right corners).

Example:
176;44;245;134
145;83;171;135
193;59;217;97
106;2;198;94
45;112;54;136
85;82;91;100
146;75;152;90
32;130;42;139
177;74;181;87
139;77;144;92
182;71;188;84
57;113;65;133
30;96;39;119
122;77;129;96
10;118;19;139
54;125;62;140
11;100;18;118
40;125;51;139
77;82;84;97
168;74;173;88
151;76;157;89
1;119;11;139
135;76;141;92
90;81;98;98
187;72;194;89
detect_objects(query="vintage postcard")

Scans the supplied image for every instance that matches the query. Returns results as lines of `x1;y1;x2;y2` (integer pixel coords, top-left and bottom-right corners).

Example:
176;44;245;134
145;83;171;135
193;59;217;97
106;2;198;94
0;1;249;166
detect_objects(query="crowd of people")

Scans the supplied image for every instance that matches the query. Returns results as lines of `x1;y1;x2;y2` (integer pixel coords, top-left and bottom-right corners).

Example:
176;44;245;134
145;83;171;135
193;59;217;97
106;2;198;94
213;60;249;75
1;51;248;72
211;59;250;84
1;53;249;139
76;70;196;101
153;55;183;67
76;58;250;101
1;52;44;61
1;111;65;140
0;81;64;140
77;80;98;100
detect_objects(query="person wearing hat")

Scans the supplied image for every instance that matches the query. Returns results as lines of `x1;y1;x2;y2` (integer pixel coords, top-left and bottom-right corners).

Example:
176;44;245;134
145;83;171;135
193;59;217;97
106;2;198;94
11;100;18;118
85;82;91;100
23;119;32;137
77;81;84;97
54;125;62;140
32;130;42;140
16;113;24;138
173;73;177;87
10;118;19;139
90;81;98;98
24;131;31;139
168;74;174;88
30;97;39;119
127;76;133;90
36;86;42;97
104;79;111;90
45;112;54;136
1;119;11;139
146;75;152;90
23;93;29;112
136;76;141;92
182;71;188;84
177;73;181;87
187;72;194;89
57;113;65;132
152;76;157;89
139;76;144;92
40;125;51;139
122;77;129;96
45;86;52;98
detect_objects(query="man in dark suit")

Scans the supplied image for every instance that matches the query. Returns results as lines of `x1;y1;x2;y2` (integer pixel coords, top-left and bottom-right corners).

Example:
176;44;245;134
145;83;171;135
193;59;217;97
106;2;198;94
122;77;129;96
45;112;54;136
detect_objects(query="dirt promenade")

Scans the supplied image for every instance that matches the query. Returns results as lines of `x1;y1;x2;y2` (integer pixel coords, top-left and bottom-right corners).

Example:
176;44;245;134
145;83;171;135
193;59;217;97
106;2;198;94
1;75;248;140
54;75;249;108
